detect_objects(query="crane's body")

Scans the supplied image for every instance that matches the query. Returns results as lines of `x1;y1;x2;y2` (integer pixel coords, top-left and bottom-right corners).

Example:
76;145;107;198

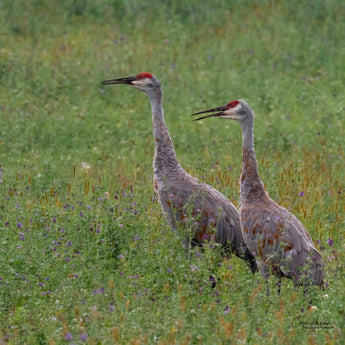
193;99;324;287
101;74;257;273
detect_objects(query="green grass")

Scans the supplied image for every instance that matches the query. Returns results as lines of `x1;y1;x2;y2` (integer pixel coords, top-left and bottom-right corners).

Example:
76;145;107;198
0;0;345;343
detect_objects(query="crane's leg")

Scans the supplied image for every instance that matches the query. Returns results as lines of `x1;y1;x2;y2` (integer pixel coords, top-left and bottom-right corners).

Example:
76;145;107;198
266;279;270;297
276;280;282;296
260;264;270;296
182;237;218;288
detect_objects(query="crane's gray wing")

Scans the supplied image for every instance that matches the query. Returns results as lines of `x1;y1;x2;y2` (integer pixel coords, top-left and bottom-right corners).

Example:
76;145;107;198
280;213;324;286
162;180;240;245
156;175;258;273
241;205;324;284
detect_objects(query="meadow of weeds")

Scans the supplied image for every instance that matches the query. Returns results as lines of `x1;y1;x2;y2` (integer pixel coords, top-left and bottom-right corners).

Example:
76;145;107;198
0;0;345;343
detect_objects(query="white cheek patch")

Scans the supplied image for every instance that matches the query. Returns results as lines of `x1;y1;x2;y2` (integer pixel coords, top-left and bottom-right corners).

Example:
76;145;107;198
223;104;241;119
133;80;147;87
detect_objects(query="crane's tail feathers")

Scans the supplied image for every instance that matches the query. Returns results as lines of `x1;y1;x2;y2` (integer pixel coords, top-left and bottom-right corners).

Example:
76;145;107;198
290;249;325;287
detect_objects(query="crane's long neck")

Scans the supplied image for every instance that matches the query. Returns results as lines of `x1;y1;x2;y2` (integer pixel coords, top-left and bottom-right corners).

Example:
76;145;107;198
149;88;182;178
240;116;266;204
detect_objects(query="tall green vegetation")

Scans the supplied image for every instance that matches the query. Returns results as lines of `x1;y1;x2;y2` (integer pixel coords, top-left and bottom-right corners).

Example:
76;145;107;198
0;1;344;343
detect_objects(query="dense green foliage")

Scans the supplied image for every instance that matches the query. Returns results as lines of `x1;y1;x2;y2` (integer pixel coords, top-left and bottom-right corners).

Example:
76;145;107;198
0;1;344;343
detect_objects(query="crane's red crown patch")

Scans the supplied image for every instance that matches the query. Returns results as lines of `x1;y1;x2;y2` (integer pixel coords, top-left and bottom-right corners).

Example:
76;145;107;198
226;100;239;109
136;72;153;80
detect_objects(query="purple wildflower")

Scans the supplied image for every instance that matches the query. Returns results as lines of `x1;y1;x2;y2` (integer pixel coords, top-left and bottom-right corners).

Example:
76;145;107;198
195;251;202;258
80;333;88;342
92;287;105;295
298;191;304;197
327;238;333;247
223;305;230;314
65;332;73;341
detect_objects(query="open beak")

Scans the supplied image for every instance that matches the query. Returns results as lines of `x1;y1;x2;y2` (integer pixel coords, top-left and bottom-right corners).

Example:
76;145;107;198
191;105;228;121
101;76;136;86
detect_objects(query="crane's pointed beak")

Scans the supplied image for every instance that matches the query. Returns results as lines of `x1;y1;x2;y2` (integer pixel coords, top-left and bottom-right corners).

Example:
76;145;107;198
101;76;136;86
191;105;227;121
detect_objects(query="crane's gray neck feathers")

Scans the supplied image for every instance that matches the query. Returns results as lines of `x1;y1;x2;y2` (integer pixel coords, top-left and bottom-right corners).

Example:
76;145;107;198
239;115;266;203
148;88;183;178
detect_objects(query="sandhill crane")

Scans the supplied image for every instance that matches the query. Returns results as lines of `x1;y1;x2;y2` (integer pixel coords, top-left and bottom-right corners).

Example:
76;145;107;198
101;73;257;273
192;99;324;290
